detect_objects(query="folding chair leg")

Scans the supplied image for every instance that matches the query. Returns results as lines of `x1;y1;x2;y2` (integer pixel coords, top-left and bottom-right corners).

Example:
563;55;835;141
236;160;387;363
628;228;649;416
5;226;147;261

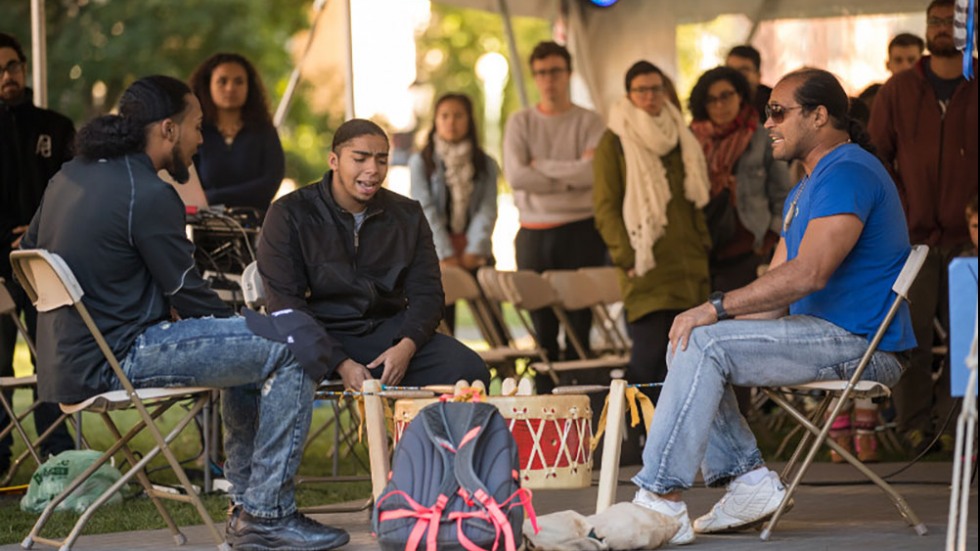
760;391;928;541
23;396;228;551
99;411;186;545
0;396;45;465
1;412;70;486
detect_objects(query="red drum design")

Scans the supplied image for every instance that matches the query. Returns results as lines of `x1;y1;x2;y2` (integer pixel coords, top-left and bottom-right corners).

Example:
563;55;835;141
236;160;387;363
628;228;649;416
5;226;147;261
393;395;592;489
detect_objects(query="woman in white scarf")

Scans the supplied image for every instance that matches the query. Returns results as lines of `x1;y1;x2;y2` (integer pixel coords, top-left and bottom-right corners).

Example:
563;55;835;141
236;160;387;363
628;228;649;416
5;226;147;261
409;93;499;331
593;61;712;405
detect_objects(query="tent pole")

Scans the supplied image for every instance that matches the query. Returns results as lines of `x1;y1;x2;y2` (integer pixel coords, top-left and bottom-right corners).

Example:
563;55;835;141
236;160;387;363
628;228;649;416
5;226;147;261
31;0;48;108
746;0;779;43
273;0;331;128
497;0;528;109
342;0;356;120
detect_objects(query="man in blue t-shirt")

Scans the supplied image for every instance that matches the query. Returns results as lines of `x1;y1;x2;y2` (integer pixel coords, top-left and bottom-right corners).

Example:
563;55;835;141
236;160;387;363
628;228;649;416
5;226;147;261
625;68;916;545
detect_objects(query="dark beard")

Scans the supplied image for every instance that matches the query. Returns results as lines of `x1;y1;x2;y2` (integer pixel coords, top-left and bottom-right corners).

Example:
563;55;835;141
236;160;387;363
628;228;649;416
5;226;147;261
928;36;958;57
165;142;191;184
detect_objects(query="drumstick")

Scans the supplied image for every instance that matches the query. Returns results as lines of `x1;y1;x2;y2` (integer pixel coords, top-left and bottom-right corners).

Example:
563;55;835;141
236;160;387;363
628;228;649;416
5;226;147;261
454;379;469;396
500;377;518;397
470;380;486;395
315;388;437;399
551;382;665;394
517;377;534;396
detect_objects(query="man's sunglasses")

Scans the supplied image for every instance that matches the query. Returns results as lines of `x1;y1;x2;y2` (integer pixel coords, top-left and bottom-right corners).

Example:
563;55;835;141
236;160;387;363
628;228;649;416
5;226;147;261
765;103;804;124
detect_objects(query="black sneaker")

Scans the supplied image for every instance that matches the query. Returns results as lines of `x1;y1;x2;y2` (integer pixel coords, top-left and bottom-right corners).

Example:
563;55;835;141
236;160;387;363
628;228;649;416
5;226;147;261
226;508;349;551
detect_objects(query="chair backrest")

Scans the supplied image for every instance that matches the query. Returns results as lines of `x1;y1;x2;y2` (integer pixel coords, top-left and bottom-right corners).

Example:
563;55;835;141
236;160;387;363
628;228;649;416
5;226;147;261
892;244;929;300
543;270;603;311
241;261;266;309
9;249;83;312
10;249;133;387
0;278;17;315
578;266;623;305
499;270;559;311
0;278;37;358
476;266;507;303
441;265;482;305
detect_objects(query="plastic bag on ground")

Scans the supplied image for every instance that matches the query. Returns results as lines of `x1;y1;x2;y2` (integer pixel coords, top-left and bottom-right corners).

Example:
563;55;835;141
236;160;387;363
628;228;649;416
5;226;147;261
20;450;123;514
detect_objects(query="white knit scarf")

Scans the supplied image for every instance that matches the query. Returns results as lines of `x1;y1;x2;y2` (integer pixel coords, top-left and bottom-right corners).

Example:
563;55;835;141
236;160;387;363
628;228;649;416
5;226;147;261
607;97;711;276
434;137;475;234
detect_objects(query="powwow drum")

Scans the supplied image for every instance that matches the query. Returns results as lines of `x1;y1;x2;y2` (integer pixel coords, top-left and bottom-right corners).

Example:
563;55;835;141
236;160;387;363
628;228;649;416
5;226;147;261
393;395;593;489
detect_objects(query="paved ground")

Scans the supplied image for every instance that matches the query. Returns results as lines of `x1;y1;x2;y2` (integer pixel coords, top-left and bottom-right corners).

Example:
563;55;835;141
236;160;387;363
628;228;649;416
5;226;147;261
3;461;975;550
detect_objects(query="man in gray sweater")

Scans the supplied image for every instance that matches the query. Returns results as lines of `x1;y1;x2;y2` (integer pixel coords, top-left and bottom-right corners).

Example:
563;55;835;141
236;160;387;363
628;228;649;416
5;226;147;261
503;41;606;372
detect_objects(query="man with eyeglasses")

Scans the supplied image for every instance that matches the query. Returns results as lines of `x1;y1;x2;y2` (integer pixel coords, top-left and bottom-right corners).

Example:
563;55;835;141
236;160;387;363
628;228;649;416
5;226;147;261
726;45;771;121
1;32;76;475
868;0;977;455
627;68;914;544
502;41;606;373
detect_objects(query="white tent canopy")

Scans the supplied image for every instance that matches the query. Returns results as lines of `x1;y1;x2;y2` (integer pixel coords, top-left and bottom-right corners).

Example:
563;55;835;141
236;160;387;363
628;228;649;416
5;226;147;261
26;0;935;115
437;0;931;116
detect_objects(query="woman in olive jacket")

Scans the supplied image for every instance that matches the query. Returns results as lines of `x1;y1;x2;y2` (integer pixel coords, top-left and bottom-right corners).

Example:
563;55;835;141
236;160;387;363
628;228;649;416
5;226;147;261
593;61;712;402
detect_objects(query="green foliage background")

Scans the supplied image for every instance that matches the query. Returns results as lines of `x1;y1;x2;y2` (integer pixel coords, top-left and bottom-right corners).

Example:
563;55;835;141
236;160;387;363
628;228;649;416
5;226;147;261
4;0;330;184
4;1;560;187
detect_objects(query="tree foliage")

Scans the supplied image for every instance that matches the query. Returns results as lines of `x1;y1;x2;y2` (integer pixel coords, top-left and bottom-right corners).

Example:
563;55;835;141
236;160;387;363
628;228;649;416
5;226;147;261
5;0;334;183
415;4;552;156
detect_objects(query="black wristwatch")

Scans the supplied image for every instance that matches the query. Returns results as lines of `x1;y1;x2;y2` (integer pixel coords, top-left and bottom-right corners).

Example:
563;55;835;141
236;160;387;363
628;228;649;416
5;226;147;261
709;291;731;321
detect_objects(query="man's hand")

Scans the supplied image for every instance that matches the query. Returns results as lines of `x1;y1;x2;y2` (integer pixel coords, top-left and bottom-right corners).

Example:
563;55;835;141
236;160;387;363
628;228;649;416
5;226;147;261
668;302;717;354
440;257;461;269
336;358;372;391
460;253;488;271
368;338;418;386
10;225;28;248
580;148;595;161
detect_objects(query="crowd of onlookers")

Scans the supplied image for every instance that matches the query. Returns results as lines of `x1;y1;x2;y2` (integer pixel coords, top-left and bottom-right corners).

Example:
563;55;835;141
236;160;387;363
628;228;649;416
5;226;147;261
1;0;976;546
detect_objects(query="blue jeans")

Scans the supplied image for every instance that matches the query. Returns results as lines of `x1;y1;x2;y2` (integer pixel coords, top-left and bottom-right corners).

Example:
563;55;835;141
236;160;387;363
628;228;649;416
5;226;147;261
632;315;906;495
115;316;315;519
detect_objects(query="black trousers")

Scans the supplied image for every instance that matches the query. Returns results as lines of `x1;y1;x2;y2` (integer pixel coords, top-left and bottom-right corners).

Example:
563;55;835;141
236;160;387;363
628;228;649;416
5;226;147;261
627;310;681;405
514;218;608;362
332;313;489;387
1;271;75;461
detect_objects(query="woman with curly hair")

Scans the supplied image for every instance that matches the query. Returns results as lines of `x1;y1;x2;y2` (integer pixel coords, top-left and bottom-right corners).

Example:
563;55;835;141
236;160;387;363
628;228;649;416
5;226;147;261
190;52;284;213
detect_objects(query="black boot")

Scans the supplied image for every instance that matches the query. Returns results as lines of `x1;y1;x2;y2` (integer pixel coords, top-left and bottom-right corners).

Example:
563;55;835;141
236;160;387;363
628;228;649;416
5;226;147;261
226;507;349;551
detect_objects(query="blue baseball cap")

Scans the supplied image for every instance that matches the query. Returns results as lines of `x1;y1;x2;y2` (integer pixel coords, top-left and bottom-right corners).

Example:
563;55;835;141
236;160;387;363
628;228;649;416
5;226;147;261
243;308;341;381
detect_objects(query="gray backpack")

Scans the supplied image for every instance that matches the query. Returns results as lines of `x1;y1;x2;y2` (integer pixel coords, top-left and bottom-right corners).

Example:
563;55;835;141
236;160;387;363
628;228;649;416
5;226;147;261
373;400;535;550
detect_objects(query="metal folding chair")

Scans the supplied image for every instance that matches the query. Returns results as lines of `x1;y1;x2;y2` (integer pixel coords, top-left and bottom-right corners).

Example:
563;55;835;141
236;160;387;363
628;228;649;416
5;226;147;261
0;278;74;487
239;261;371;513
577;266;632;356
440;265;529;369
497;270;628;383
10;249;226;551
759;244;930;540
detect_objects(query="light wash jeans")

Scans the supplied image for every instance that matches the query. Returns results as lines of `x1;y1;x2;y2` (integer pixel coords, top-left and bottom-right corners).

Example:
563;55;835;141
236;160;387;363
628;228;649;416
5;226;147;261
114;316;315;519
632;315;906;495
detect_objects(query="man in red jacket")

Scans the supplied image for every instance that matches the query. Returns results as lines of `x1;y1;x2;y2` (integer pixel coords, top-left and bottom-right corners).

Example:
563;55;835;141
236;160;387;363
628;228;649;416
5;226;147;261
868;0;978;453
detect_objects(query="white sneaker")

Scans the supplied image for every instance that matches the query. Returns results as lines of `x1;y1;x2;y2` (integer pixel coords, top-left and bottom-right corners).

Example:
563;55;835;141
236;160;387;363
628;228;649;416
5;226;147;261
693;470;787;534
632;488;695;545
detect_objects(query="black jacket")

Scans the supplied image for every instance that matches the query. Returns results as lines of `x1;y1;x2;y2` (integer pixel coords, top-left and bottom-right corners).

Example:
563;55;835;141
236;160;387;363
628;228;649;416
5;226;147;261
23;154;232;403
1;89;75;262
257;173;444;371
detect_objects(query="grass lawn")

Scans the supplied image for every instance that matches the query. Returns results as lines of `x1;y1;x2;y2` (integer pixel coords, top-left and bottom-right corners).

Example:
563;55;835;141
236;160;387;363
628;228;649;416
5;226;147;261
1;389;371;546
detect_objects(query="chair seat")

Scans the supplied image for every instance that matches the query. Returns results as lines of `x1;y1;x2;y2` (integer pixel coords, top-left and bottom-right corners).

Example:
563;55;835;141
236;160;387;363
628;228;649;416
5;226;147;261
60;387;212;415
530;354;629;373
0;375;37;388
477;346;530;363
786;380;891;399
